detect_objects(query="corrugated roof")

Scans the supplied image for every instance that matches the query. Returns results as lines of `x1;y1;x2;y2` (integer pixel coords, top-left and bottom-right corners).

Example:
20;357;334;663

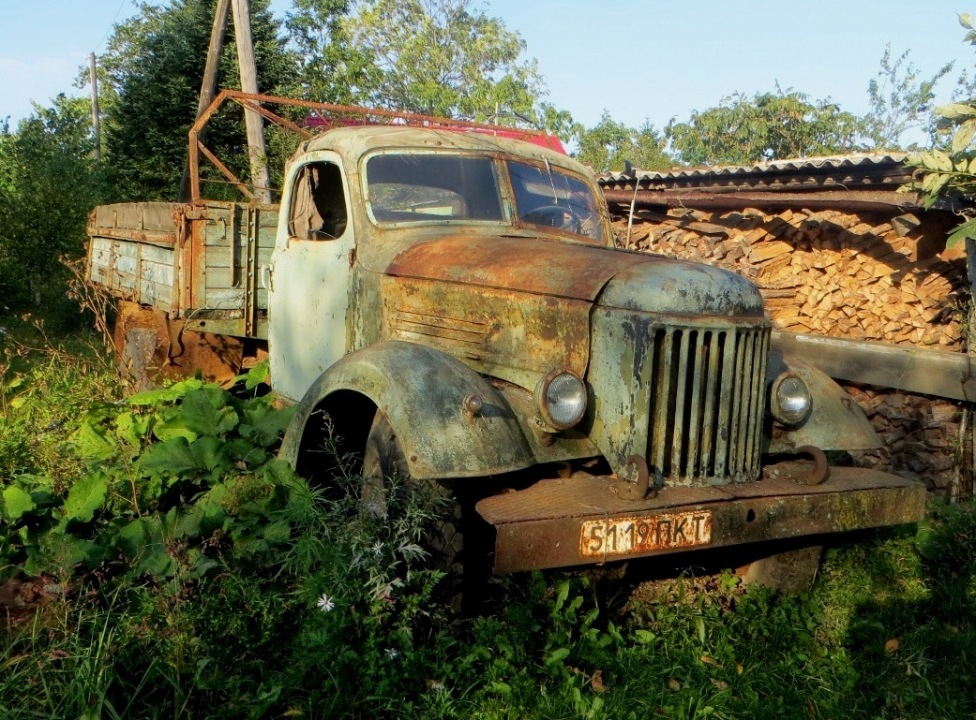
599;153;913;193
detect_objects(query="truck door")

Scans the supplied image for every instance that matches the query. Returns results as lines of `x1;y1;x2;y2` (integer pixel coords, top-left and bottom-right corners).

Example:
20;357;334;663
268;152;354;402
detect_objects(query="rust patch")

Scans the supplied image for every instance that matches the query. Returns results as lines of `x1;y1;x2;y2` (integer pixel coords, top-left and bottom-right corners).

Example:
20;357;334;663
381;275;590;382
386;235;663;301
185;206;205;310
114;300;242;387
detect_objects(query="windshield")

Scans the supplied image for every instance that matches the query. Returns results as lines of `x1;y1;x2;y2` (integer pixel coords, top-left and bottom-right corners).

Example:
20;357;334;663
365;153;504;223
364;151;604;243
507;160;604;243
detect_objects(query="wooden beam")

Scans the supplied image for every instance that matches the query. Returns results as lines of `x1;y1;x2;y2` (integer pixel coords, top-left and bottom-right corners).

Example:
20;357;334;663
602;189;924;213
89;53;101;161
180;0;230;202
771;331;976;402
230;0;271;204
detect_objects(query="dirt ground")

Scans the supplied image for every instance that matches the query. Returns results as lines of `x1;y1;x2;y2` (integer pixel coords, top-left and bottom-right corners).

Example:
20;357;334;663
0;577;62;629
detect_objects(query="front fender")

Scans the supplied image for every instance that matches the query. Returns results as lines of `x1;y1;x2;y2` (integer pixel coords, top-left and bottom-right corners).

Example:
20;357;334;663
766;350;882;453
279;341;535;479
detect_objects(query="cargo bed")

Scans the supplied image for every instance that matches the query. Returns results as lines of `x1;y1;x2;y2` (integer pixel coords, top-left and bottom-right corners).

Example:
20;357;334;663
87;201;279;339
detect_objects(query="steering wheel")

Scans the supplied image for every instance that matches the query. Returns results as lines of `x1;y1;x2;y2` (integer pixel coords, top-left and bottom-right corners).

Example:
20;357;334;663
523;205;582;233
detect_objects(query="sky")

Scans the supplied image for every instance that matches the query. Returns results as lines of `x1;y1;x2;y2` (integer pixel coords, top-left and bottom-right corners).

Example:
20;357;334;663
1;0;975;140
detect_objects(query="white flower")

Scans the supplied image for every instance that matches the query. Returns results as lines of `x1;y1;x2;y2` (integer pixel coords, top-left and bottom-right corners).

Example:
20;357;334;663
371;541;384;555
385;648;399;659
316;593;335;613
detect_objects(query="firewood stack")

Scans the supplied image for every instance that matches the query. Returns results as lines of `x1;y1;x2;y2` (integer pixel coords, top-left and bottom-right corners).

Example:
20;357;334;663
610;206;969;491
843;385;962;490
611;207;966;347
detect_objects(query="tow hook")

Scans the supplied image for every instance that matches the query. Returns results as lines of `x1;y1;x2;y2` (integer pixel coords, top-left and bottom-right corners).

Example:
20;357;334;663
795;445;830;485
612;455;655;500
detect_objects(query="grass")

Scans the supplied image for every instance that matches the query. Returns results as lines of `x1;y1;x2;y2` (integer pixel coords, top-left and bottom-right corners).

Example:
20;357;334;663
2;325;976;719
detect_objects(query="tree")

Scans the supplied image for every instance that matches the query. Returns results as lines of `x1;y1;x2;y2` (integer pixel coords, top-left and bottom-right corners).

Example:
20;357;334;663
0;97;107;312
533;102;579;144
342;0;545;120
284;0;376;104
97;0;298;201
905;14;976;250
575;112;672;173
863;45;953;151
665;87;865;166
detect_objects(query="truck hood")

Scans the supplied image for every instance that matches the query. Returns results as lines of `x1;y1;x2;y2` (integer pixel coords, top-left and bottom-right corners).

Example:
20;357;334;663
386;235;764;317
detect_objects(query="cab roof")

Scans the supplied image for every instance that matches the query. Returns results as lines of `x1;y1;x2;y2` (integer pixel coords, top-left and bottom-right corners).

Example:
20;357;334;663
303;124;592;177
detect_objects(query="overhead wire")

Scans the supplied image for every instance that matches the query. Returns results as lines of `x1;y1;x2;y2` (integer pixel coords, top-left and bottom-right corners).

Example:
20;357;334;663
93;0;135;53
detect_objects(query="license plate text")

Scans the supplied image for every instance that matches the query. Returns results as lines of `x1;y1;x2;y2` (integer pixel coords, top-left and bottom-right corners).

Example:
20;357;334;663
580;511;713;558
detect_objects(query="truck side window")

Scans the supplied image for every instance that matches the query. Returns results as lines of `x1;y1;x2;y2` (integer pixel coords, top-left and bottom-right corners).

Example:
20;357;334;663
289;161;348;240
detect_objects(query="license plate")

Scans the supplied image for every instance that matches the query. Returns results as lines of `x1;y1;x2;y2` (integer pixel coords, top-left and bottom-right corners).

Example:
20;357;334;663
580;510;713;559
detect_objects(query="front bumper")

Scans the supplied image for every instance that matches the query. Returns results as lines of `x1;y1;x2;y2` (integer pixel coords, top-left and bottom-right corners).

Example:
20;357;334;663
475;462;926;573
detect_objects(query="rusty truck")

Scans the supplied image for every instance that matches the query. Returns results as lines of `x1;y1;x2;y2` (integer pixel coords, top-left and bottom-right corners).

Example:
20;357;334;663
86;92;925;590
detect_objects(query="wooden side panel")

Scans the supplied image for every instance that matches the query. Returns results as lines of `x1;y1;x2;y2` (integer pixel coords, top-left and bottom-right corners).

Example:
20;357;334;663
138;244;176;308
201;202;277;312
200;203;237;310
88;236;177;313
204;247;273;291
90;202;179;235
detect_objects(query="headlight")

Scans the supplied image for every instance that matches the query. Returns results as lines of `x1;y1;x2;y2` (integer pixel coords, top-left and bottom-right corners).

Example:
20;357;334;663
538;370;587;430
770;372;812;426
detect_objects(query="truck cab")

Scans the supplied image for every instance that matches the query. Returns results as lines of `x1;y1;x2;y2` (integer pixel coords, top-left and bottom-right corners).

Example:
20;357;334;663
269;126;609;401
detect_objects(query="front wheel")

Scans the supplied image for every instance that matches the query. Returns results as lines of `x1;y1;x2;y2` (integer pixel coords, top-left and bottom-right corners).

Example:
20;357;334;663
361;411;465;578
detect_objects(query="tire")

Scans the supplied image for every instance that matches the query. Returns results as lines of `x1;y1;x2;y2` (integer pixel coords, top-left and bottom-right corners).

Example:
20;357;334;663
361;411;465;578
740;544;823;592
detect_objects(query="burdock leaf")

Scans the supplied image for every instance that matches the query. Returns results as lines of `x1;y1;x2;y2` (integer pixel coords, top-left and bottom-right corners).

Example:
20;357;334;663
63;474;108;522
180;389;238;437
2;485;36;520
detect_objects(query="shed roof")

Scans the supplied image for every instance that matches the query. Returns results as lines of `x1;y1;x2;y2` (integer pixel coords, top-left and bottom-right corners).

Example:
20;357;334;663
600;154;912;193
598;154;924;213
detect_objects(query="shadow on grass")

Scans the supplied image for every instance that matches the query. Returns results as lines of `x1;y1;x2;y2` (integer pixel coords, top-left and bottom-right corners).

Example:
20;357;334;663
822;501;976;718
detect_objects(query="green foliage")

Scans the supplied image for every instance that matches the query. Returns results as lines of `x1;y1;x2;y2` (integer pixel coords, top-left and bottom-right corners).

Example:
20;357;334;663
344;0;545;120
0;97;107;313
903;14;976;249
98;0;298;200
665;86;865;166
533;101;579;143
905;144;976;241
0;333;116;481
0;346;456;717
0;371;301;581
284;0;377;104
575;111;673;173
863;45;954;151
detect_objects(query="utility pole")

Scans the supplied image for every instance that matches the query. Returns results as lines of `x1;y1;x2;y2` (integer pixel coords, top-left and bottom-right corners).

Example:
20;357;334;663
89;53;101;161
231;0;271;204
179;0;230;202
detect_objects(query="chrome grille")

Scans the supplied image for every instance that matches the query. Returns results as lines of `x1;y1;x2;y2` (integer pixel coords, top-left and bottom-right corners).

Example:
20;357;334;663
646;323;769;485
